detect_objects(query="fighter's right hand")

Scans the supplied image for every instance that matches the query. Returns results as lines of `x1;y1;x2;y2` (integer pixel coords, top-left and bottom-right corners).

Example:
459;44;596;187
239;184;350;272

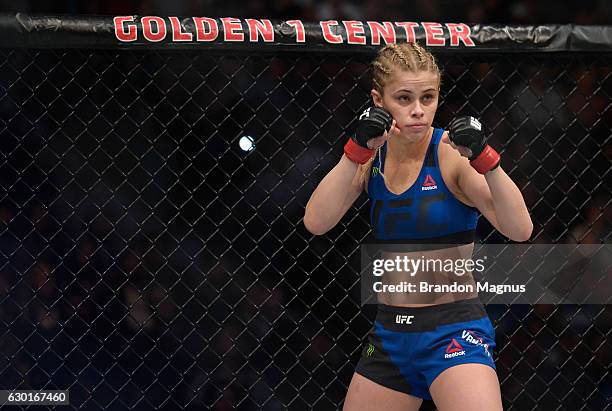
344;107;394;164
354;107;394;148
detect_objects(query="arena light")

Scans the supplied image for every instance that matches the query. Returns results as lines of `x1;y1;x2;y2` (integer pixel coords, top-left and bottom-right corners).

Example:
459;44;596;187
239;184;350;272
239;135;255;152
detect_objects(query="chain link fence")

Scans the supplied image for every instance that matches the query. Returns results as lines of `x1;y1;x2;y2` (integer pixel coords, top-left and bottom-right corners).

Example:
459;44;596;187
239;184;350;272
0;45;610;410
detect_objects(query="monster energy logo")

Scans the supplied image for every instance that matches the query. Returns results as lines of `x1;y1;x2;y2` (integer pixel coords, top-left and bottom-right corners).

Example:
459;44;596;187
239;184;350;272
366;343;374;357
372;167;379;177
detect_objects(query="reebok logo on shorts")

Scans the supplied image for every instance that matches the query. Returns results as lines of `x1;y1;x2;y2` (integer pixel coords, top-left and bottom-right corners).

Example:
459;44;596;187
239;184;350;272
444;339;466;359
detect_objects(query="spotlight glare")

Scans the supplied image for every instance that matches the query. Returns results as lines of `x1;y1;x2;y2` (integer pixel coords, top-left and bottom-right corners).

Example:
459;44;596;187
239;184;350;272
239;135;255;152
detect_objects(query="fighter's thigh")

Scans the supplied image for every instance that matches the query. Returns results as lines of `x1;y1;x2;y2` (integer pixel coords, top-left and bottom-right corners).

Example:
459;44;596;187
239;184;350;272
429;364;503;411
342;372;423;411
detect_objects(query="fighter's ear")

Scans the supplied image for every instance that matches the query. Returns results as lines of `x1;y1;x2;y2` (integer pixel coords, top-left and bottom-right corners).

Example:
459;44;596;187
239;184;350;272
371;89;383;108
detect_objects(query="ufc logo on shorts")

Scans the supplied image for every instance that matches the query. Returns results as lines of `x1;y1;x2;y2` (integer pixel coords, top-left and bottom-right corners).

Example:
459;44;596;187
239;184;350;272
359;107;371;120
395;315;414;324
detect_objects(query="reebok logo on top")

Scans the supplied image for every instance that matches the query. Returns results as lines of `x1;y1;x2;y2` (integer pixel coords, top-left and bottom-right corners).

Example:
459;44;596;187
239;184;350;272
422;174;437;191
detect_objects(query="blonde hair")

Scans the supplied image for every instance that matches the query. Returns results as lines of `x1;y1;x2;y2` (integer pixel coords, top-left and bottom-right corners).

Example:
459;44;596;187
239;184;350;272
359;42;441;187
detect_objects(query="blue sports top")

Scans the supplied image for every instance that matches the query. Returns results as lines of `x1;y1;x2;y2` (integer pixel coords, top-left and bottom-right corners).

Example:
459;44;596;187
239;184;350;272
367;127;479;243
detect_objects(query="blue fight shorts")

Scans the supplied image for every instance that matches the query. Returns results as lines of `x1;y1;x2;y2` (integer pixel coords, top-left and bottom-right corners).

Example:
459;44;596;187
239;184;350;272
355;298;496;400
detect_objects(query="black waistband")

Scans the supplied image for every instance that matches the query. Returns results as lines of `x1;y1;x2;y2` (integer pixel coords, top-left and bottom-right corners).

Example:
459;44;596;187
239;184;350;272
375;298;486;332
367;230;475;252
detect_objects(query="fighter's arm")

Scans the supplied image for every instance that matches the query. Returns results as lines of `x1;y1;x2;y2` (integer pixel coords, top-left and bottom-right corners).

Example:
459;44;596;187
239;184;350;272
304;107;395;235
442;117;532;242
303;156;365;235
453;158;532;241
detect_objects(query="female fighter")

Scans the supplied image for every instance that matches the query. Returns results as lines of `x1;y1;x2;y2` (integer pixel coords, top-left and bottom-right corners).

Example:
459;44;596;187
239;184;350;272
304;42;532;410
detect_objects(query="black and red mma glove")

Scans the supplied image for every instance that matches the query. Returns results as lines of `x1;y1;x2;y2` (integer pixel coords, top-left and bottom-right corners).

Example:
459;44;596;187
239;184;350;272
448;116;500;174
344;107;393;164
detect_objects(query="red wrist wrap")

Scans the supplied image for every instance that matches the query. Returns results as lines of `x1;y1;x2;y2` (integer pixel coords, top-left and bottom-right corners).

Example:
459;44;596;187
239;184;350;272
344;138;374;164
470;145;500;174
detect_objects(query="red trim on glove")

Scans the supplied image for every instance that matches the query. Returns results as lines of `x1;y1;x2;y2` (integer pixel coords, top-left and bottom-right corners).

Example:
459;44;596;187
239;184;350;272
344;138;374;164
470;145;500;174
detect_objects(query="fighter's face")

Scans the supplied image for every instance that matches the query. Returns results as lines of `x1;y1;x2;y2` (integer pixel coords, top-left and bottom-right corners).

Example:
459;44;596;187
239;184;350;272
372;70;440;138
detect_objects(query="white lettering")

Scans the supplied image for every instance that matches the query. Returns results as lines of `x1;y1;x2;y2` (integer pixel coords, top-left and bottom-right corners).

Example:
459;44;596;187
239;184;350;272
359;107;371;120
477;282;526;294
444;350;465;359
419;282;474;293
395;315;415;324
373;282;416;293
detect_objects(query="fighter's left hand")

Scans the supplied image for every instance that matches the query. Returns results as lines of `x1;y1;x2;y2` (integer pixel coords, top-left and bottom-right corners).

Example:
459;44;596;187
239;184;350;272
442;116;501;174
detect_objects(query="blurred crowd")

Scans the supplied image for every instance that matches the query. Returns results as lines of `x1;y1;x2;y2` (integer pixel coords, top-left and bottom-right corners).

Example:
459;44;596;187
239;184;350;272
0;0;611;25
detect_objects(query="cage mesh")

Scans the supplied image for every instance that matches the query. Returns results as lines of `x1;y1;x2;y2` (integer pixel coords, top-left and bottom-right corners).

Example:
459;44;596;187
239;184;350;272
0;49;610;410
